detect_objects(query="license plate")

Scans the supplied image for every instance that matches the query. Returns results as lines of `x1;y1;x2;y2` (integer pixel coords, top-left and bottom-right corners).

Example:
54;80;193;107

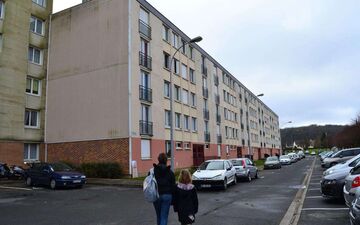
73;180;81;183
201;184;211;188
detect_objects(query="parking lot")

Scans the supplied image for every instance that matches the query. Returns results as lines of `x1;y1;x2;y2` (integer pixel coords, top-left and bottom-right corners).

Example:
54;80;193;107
0;157;318;225
298;157;348;225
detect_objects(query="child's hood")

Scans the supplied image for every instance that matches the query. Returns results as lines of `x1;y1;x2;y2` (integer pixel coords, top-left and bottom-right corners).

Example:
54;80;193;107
177;182;195;191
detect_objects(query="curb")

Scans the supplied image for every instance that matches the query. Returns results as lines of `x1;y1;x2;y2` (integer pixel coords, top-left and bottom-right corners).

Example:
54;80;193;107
86;178;142;188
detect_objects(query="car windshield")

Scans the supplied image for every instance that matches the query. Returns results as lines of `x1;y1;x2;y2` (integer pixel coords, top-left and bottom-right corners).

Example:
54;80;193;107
266;157;278;162
199;161;224;170
280;156;289;159
230;160;244;166
49;163;73;172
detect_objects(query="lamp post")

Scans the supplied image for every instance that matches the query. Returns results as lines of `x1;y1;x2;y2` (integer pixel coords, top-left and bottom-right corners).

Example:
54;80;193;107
247;93;264;159
170;36;202;171
280;121;292;155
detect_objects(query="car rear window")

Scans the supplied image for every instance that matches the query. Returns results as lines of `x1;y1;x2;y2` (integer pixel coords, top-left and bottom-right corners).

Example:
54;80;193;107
231;160;243;166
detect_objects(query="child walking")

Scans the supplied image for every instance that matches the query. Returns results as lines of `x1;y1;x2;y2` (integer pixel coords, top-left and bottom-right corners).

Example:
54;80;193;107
173;169;198;225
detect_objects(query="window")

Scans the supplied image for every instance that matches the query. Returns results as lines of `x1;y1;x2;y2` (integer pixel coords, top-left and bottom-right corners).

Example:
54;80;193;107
189;68;195;83
26;77;41;95
0;34;3;52
141;104;150;122
24;144;39;161
176;142;182;150
204;121;209;132
173;59;179;74
141;139;151;159
0;1;4;19
28;46;43;65
165;110;171;127
175;113;181;128
139;8;149;25
32;0;46;7
183;142;190;150
174;85;181;101
190;92;196;107
24;109;39;128
191;117;197;131
184;115;189;130
189;46;194;60
181;39;186;54
163;52;170;69
181;64;187;79
182;89;189;104
162;25;169;42
140;38;149;55
164;81;170;98
172;33;178;48
30;16;44;35
165;140;171;157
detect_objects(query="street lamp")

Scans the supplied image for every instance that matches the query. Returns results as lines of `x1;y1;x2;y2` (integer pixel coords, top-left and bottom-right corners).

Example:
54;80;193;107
247;93;264;159
169;36;203;171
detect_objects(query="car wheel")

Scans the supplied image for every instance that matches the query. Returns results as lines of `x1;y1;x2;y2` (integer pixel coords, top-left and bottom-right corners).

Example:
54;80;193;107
50;179;56;190
247;173;252;182
255;171;259;179
25;177;32;186
233;175;237;185
223;178;228;190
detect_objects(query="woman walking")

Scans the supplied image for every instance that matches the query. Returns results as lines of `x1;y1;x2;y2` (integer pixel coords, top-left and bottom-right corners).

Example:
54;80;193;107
152;153;176;225
174;169;199;225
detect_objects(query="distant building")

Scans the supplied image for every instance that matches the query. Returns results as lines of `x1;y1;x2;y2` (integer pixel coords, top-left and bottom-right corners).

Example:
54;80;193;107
46;0;281;175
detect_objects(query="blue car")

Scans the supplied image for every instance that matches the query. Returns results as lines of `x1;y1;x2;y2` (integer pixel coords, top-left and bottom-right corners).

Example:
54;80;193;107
25;162;86;189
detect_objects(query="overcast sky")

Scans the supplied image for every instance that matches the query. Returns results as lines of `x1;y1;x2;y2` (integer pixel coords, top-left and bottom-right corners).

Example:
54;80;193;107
53;0;360;127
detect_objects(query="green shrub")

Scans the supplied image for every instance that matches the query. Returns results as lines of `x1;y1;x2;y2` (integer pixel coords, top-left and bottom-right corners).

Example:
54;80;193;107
80;162;123;179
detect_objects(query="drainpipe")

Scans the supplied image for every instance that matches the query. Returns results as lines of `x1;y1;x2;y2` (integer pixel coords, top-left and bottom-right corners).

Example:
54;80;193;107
127;0;133;176
44;14;52;162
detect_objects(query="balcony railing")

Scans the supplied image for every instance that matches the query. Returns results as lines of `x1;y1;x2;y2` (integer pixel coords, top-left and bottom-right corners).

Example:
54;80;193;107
202;87;209;98
217;135;222;143
215;94;220;104
139;85;152;103
139;120;153;136
216;114;221;123
139;52;152;70
204;131;211;142
139;19;151;39
203;109;209;120
202;66;208;76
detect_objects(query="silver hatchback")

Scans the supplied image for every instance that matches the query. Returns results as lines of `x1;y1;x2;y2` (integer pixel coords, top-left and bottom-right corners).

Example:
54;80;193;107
344;165;360;207
230;158;258;182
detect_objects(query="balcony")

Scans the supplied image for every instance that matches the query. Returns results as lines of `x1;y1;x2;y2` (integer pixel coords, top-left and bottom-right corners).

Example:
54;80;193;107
139;52;152;70
202;65;208;76
217;135;222;143
203;109;209;120
139;19;151;39
204;131;211;142
214;75;219;86
202;87;209;98
215;94;220;104
139;85;152;103
216;114;221;123
139;120;153;136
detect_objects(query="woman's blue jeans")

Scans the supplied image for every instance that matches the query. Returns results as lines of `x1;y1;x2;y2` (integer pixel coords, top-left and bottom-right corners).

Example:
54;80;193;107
153;194;172;225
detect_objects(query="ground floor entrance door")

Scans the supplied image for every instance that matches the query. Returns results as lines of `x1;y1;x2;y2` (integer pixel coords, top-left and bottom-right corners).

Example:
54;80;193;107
237;147;242;158
193;144;205;167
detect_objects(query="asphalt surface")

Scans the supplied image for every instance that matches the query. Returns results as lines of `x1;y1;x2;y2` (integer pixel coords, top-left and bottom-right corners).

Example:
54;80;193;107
298;157;349;225
0;158;313;225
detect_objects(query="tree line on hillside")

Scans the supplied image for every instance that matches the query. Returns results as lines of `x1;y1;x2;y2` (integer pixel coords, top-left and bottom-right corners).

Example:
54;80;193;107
280;114;360;149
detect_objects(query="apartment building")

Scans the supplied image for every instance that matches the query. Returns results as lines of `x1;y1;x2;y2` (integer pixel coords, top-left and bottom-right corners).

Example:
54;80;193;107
46;0;281;175
0;0;52;165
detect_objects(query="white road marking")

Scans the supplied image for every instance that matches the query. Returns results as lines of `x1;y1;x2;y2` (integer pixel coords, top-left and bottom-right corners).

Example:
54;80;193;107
0;186;32;191
302;208;349;211
305;196;323;199
309;182;321;185
307;188;320;191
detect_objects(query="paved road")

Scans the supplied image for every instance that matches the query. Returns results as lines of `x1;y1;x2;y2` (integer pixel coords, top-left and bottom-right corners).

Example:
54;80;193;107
0;158;313;225
298;157;349;225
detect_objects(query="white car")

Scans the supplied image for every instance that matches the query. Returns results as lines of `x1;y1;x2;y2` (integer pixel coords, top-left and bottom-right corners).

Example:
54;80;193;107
192;159;236;190
279;155;291;165
287;153;298;163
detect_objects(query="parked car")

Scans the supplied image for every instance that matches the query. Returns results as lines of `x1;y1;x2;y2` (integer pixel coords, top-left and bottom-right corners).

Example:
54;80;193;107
323;154;360;176
0;163;24;180
230;158;258;182
192;159;236;190
279;155;291;165
344;165;360;207
350;195;360;225
305;150;310;155
322;148;360;168
320;151;334;162
310;151;316;155
320;160;360;199
0;163;11;178
287;153;298;163
264;156;281;169
24;162;86;189
297;151;305;159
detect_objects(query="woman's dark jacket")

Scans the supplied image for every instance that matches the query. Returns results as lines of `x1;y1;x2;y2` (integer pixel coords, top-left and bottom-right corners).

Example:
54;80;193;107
173;184;199;224
153;163;176;195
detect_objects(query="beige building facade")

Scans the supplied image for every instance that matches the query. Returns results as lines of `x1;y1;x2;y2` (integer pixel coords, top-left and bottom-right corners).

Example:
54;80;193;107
46;0;281;175
0;0;52;165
